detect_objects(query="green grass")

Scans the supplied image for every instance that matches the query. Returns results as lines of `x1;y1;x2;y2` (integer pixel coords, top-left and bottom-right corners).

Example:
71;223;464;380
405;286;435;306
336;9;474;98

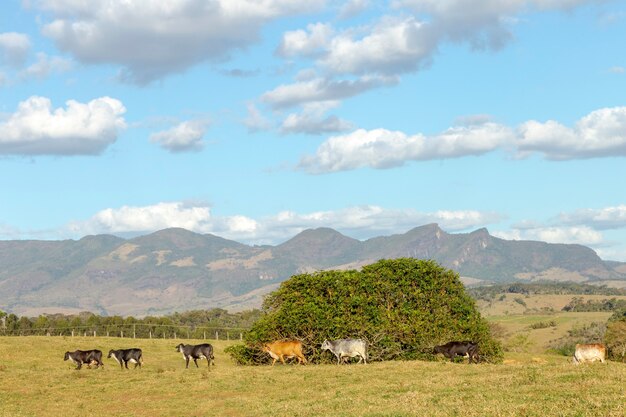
1;336;625;417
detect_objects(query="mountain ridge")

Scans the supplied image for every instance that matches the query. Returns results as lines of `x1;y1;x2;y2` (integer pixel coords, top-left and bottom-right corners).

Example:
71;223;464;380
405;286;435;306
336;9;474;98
1;225;625;316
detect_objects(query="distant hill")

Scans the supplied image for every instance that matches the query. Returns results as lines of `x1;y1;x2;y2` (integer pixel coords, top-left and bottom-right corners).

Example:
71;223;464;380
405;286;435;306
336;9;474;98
1;224;625;317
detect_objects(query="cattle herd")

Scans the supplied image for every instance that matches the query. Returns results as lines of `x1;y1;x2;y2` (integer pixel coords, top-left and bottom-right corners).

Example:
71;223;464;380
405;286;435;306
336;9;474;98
62;340;608;370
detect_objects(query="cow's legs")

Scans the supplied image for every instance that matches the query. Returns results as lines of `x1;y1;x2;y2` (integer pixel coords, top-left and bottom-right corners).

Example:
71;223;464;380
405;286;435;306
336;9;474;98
185;357;190;368
193;358;199;368
124;360;129;369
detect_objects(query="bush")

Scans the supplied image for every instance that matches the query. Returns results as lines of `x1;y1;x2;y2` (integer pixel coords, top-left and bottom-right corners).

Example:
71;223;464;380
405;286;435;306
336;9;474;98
529;320;557;330
605;309;626;362
228;258;503;365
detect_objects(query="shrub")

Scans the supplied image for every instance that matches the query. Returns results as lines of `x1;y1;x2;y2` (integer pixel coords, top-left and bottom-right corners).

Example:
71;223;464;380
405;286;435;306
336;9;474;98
229;258;503;364
605;309;626;362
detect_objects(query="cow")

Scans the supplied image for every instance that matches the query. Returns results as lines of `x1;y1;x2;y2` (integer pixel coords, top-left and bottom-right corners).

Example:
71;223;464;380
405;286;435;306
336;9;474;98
433;341;479;364
108;348;143;369
175;343;215;369
321;338;368;364
63;349;104;370
573;343;606;365
262;340;307;366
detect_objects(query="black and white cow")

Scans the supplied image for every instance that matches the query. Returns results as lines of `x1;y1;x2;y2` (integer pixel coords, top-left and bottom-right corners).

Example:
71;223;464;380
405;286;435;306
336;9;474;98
175;343;215;369
63;349;104;370
107;348;143;369
321;339;368;364
433;341;479;363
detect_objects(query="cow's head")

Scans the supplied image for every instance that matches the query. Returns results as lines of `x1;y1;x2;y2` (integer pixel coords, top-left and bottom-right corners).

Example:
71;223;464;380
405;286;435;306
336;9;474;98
63;351;70;361
433;345;443;355
321;340;331;351
175;343;185;352
107;350;115;358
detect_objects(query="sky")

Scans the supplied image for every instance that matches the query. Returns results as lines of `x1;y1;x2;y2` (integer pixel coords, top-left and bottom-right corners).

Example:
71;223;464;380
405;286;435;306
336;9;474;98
1;0;626;261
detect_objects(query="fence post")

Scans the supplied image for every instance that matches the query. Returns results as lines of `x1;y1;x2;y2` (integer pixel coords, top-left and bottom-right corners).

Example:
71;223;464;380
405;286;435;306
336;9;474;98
149;330;152;339
121;331;124;338
93;330;96;337
240;333;243;341
84;332;87;337
227;332;229;341
203;331;206;340
71;330;74;337
174;332;177;339
133;324;136;339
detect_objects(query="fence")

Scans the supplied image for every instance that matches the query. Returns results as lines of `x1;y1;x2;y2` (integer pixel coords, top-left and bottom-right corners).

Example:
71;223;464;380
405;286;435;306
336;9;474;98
0;322;249;341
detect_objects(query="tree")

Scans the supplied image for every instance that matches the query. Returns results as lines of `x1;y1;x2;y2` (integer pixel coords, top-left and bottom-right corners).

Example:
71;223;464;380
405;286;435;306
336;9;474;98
227;258;503;364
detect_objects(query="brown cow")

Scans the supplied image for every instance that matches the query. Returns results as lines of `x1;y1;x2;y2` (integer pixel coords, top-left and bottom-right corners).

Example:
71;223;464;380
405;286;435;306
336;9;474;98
573;343;606;365
262;340;307;366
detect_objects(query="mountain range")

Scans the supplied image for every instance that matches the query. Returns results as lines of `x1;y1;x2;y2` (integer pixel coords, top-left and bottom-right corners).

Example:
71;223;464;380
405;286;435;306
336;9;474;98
1;224;625;317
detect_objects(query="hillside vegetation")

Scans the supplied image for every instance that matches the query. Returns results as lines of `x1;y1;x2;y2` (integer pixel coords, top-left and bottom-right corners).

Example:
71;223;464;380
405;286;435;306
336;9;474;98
2;225;625;316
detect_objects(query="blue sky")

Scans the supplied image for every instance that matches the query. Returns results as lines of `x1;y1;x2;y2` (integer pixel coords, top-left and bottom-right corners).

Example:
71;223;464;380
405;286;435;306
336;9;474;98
1;0;626;261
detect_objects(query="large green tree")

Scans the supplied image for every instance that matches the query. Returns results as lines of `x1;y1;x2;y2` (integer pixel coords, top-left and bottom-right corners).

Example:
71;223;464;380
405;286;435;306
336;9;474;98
227;258;503;364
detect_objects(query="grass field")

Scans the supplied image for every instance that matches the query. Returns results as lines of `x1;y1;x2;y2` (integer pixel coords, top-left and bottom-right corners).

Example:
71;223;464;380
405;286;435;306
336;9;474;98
1;336;624;417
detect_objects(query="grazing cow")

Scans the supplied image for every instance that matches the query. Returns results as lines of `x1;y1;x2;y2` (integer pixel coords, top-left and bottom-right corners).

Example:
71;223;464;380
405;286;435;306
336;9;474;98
262;340;307;366
573;343;606;365
108;348;143;369
433;341;479;364
175;343;215;369
63;349;104;370
321;338;368;364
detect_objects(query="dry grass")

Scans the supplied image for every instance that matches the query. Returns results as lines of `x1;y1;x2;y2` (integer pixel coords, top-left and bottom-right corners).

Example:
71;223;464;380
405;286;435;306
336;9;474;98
1;336;625;417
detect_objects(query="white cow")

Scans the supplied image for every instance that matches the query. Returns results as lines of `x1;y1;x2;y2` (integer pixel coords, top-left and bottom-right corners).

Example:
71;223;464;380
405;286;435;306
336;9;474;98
573;343;606;365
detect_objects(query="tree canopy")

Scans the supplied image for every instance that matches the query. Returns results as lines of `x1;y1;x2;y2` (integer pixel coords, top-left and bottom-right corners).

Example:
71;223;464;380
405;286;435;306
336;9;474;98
227;258;503;364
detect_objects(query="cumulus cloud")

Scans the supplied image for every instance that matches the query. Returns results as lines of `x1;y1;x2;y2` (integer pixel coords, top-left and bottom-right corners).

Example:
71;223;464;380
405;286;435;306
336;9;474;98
261;75;398;109
149;119;209;153
299;106;626;173
31;0;326;84
63;202;500;244
517;107;626;159
321;16;438;76
277;23;334;58
0;96;126;156
299;123;513;173
0;32;31;67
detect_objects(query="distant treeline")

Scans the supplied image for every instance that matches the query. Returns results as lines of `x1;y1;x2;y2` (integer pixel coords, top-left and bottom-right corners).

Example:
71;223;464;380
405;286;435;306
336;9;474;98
562;297;626;312
469;282;626;302
0;308;262;339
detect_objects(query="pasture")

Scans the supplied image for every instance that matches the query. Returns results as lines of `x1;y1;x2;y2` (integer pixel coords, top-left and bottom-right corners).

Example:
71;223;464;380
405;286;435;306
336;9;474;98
1;336;624;417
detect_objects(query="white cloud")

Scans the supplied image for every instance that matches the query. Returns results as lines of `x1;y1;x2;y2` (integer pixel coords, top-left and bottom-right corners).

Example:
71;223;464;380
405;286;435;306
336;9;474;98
493;226;604;246
62;202;500;244
67;202;215;236
299;123;513;173
277;23;333;58
0;32;31;67
280;102;353;135
517;107;626;159
19;52;72;79
321;16;438;75
608;66;624;74
0;96;126;156
149;119;208;153
299;106;626;173
261;75;398;109
32;0;326;84
338;0;371;19
558;205;626;230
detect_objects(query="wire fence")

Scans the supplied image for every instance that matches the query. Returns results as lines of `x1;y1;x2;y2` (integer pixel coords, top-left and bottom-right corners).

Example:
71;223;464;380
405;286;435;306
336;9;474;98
0;322;249;341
